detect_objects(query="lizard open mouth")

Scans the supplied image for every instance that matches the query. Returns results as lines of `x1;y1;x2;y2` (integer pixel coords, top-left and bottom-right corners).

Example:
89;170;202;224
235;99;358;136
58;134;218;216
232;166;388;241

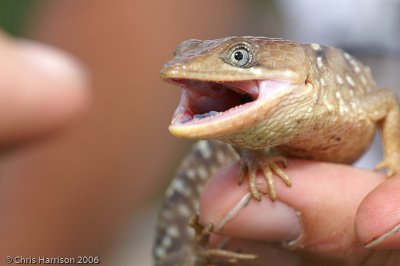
170;79;259;125
167;78;295;138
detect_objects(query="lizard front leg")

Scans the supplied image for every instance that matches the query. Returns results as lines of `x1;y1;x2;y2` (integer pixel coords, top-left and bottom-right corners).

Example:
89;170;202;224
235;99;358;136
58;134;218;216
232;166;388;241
236;148;292;201
360;88;400;176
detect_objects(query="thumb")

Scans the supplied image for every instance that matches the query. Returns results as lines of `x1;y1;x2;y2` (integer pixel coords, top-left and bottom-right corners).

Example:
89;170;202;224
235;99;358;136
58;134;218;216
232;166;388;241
355;175;400;249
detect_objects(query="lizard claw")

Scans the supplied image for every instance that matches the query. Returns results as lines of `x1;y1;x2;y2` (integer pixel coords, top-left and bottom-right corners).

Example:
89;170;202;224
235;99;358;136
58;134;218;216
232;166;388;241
238;153;291;201
188;214;257;264
375;152;400;177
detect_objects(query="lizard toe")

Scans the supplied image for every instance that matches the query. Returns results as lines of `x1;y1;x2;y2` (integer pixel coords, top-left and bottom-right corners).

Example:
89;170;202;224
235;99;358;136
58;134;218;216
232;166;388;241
270;162;292;187
238;154;292;201
261;165;277;200
248;164;262;201
376;152;400;177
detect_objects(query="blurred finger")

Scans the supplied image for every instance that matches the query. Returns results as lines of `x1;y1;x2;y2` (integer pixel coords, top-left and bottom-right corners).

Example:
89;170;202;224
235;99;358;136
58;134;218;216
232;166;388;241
0;32;89;144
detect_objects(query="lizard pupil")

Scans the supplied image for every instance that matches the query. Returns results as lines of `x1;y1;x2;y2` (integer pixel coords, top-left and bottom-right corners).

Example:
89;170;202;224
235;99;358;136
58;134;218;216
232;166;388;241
234;51;243;61
228;44;252;67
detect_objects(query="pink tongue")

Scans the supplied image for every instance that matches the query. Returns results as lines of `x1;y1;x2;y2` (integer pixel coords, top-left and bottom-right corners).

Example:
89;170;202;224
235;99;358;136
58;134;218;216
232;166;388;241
187;89;245;114
224;81;259;100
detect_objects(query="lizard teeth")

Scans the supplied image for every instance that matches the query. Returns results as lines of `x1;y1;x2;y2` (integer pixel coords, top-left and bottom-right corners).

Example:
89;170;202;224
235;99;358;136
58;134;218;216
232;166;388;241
193;111;220;120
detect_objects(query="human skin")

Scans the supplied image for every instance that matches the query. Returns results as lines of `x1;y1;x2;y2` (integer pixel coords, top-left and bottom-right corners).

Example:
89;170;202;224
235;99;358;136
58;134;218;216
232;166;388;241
199;160;400;265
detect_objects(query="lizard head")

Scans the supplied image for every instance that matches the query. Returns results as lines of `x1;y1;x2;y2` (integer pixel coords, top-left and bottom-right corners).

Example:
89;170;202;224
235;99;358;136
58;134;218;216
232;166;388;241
161;36;313;140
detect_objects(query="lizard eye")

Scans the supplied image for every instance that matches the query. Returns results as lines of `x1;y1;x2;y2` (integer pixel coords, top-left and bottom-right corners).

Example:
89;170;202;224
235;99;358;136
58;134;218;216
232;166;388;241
228;44;253;68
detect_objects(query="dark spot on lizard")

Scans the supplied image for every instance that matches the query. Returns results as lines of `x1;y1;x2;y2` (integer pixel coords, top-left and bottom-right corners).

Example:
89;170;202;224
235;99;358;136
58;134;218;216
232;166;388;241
169;189;184;203
315;47;329;68
315;48;326;59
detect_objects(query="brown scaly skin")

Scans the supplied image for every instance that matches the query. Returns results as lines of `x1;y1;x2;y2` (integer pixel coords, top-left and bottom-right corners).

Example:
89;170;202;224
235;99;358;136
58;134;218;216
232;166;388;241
154;37;400;265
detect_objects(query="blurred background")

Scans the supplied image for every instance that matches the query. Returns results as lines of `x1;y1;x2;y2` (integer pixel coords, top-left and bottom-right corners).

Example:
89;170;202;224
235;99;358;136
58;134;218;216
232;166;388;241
0;0;398;265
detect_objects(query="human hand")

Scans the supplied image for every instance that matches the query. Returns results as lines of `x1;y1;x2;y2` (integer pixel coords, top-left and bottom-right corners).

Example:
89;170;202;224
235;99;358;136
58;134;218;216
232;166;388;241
0;31;88;147
199;159;400;265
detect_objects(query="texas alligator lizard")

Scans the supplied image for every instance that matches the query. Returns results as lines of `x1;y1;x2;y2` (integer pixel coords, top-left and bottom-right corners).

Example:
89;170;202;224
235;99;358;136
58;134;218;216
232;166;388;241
153;37;400;265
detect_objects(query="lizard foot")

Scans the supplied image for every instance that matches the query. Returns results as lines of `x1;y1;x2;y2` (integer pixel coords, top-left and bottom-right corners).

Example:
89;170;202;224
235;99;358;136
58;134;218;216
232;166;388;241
238;153;291;201
188;214;257;264
375;152;400;177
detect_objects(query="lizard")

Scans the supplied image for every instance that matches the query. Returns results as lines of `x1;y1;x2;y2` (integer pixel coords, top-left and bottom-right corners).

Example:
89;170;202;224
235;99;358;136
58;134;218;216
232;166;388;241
153;36;400;265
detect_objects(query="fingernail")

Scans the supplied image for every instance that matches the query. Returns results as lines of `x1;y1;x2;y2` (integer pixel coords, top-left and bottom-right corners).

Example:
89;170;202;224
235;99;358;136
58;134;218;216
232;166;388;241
212;193;302;243
364;223;400;249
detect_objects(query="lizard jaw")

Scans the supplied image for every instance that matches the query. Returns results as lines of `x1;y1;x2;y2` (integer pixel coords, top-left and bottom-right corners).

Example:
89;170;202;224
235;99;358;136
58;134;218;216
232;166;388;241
168;79;296;139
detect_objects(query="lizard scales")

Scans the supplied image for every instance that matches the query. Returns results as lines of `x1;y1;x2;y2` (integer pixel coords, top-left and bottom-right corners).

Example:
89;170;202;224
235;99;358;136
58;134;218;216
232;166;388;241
154;37;400;265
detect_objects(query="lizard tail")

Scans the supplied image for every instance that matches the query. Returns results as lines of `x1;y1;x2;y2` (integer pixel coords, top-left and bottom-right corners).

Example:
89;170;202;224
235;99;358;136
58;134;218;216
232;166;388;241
153;140;238;266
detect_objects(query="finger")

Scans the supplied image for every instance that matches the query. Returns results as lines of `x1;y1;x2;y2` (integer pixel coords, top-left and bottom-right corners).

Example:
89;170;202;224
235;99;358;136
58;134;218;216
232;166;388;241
0;32;89;144
355;175;400;249
199;160;384;261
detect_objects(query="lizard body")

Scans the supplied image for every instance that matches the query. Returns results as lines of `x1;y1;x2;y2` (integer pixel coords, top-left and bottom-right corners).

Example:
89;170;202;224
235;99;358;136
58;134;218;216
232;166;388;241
154;37;400;265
